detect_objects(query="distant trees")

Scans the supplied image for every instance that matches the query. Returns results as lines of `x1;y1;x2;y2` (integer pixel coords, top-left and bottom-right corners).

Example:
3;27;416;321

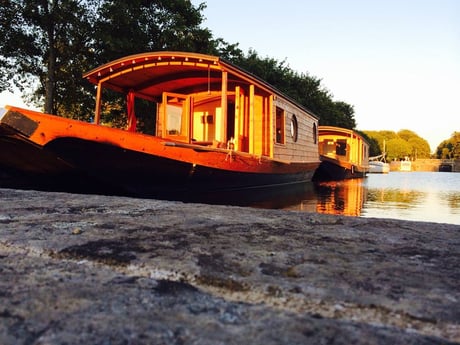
0;0;356;129
436;132;460;159
364;129;431;160
386;137;412;160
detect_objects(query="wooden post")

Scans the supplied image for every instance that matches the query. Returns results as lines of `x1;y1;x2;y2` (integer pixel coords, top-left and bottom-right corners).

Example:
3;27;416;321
234;86;240;151
269;95;274;158
188;96;193;144
249;84;254;154
94;82;102;124
220;71;228;144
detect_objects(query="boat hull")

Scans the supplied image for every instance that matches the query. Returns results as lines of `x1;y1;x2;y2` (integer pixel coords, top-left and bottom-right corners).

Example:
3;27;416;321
368;161;390;174
313;155;367;181
315;126;369;181
0;108;319;198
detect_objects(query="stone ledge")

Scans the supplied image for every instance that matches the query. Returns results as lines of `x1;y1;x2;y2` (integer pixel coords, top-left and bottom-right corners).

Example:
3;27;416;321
1;188;459;344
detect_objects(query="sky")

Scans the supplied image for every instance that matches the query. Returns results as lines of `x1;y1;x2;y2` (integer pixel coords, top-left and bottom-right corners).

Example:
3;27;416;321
1;0;459;152
191;0;460;152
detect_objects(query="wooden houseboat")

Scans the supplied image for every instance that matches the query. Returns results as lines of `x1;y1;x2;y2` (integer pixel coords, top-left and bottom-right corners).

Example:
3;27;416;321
0;51;320;198
313;126;369;181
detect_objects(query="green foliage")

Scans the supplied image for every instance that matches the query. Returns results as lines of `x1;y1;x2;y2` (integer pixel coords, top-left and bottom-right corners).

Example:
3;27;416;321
386;137;412;160
436;132;460;159
407;136;430;159
0;0;212;119
0;0;99;114
357;131;380;157
397;129;418;142
364;129;431;160
225;49;356;129
0;0;356;129
93;0;215;63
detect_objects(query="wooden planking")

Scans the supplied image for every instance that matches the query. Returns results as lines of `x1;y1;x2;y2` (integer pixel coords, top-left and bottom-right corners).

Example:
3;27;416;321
272;96;319;163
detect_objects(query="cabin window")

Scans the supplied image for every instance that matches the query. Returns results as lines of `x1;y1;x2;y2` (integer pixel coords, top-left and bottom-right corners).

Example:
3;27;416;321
313;123;317;144
322;139;335;156
275;106;285;144
166;105;181;135
336;139;347;156
290;115;298;142
164;94;188;139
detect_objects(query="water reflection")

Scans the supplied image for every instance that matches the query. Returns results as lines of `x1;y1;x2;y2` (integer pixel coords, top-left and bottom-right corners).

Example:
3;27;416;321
366;188;425;209
2;169;458;224
314;179;365;216
207;172;460;225
309;172;459;225
360;172;460;224
179;182;318;211
441;191;460;211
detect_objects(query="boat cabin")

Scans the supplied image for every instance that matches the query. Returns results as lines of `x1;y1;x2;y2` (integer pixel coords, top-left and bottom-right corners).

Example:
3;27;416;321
83;51;319;164
317;126;369;169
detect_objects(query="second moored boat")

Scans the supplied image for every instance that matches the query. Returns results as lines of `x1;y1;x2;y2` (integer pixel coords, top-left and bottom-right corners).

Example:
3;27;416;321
313;126;370;181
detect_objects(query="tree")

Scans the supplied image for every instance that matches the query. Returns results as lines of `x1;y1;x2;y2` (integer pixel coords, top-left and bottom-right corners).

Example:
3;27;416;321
386;137;411;160
364;129;431;160
408;136;431;159
226;49;356;129
397;129;418;142
0;0;98;114
396;130;431;159
436;132;460;159
93;0;214;63
363;130;396;156
89;0;214;128
1;1;356;129
359;131;381;157
0;0;213;119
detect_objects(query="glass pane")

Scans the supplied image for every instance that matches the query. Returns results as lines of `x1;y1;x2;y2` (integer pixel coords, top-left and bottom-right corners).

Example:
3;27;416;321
166;104;184;135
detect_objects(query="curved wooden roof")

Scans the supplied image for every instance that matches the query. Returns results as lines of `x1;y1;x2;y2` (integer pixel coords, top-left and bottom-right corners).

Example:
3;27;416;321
83;51;316;117
319;126;369;145
84;52;270;101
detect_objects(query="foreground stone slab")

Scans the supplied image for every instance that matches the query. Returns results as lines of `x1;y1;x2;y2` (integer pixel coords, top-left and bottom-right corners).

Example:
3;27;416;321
0;188;459;344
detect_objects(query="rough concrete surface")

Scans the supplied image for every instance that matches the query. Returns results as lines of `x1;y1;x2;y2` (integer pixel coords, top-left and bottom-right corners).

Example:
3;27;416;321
0;188;459;344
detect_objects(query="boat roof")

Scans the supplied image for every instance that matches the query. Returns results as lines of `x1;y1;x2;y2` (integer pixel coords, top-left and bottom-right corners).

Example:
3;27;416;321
319;126;369;145
83;51;316;117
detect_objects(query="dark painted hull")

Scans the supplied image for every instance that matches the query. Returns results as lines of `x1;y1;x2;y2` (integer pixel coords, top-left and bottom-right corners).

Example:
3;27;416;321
45;137;315;196
313;156;367;181
0;136;315;199
0;110;318;200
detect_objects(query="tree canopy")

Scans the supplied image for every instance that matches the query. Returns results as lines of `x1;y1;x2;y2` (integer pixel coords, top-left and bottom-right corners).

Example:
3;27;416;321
436;132;460;159
0;0;356;130
363;129;431;160
223;49;356;128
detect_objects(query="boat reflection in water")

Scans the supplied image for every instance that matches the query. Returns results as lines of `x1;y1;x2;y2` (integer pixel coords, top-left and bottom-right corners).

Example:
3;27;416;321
181;179;365;216
174;182;318;212
313;178;366;216
279;172;459;225
3;170;457;224
161;172;460;224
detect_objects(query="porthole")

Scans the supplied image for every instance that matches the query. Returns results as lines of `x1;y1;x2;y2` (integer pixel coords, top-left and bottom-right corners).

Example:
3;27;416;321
290;115;298;142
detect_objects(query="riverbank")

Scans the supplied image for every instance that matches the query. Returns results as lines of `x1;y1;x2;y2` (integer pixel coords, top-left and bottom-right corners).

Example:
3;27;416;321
389;159;460;172
1;188;459;344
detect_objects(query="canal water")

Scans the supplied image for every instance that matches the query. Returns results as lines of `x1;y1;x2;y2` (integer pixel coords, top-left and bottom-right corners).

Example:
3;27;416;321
281;172;460;225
